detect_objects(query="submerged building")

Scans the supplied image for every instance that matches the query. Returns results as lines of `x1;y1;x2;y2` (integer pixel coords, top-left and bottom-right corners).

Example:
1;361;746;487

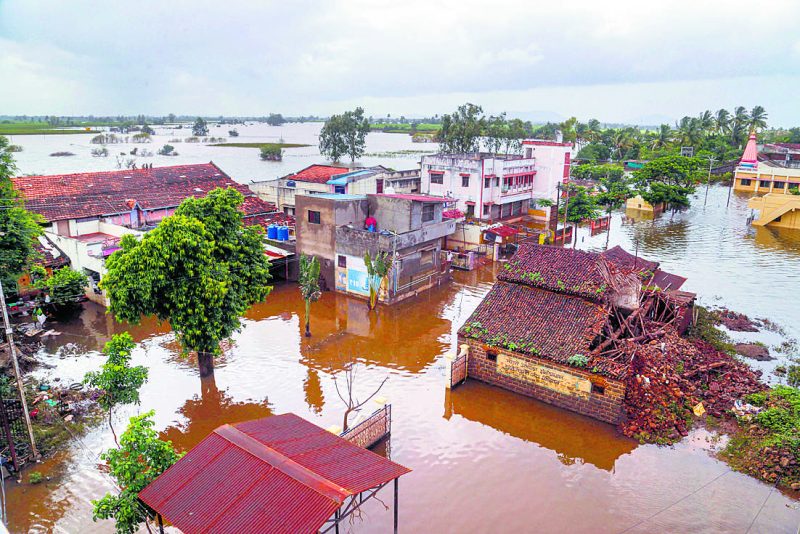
456;244;692;424
747;193;800;230
12;163;284;303
734;133;800;195
295;192;459;303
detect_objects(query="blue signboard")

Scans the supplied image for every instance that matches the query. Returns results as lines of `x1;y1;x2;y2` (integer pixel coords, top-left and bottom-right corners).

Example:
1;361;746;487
347;269;374;297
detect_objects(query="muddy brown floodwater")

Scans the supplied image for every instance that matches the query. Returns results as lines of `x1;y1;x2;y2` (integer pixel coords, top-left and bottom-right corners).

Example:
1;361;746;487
6;185;800;533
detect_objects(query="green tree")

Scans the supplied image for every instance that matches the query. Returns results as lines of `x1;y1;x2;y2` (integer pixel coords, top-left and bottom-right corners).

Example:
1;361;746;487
634;154;704;189
84;333;148;445
31;265;87;311
595;170;633;248
749;105;768;132
714;109;731;136
484;113;507;154
319;107;370;163
259;145;282;161
560;185;599;224
364;250;393;311
92;411;183;534
440;103;485;153
266;113;286;126
192;117;208;137
100;188;272;377
0;135;43;290
141;124;155;136
298;255;321;337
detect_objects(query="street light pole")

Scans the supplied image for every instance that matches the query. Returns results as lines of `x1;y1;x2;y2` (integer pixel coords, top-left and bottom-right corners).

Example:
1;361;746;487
0;279;40;460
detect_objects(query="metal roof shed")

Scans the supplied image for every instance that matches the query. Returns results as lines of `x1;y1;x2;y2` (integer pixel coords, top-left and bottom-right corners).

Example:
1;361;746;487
139;413;411;534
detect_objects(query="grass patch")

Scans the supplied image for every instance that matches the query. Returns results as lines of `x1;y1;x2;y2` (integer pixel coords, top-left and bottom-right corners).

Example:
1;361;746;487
0;122;100;135
720;386;800;490
370;123;441;134
209;142;310;149
687;306;735;354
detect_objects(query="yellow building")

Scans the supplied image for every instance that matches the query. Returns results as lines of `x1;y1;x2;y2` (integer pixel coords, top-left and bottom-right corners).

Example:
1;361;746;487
625;194;663;213
747;193;800;230
733;133;800;195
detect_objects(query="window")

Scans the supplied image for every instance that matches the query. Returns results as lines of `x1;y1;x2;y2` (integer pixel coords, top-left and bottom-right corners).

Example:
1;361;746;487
486;349;498;362
283;206;295;216
760;180;771;188
430;172;444;185
739;179;751;186
484;177;491;188
422;204;435;222
334;185;346;194
789;183;799;190
461;175;470;187
466;205;475;218
308;210;321;224
773;181;786;189
483;204;490;216
494;177;499;187
591;384;605;396
337;255;347;268
376;179;384;194
420;249;435;267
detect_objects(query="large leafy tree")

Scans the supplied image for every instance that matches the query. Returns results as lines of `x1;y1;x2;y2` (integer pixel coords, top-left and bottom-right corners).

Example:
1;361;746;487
319;107;370;162
560;185;599;224
101;188;272;377
298;254;321;337
191;117;208;137
84;332;148;445
92;411;183;534
0;135;42;290
634;155;703;208
439;103;485;153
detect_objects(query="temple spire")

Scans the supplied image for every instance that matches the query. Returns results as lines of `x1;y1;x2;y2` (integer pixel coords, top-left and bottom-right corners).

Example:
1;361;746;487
739;131;758;169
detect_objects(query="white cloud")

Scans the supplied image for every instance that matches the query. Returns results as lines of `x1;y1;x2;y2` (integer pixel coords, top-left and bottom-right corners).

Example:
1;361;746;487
0;0;798;123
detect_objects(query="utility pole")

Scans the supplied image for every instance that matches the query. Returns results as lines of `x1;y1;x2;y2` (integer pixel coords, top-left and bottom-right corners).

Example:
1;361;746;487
704;156;716;207
0;279;40;460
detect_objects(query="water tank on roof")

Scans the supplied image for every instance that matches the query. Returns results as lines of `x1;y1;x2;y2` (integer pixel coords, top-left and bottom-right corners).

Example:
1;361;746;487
277;226;290;241
286;180;296;188
267;224;278;240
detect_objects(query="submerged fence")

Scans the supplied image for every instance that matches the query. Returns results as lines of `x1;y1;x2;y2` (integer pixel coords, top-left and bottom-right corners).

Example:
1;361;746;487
340;404;391;449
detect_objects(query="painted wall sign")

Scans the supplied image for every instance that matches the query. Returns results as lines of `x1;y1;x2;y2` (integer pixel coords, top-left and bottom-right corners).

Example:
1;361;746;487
496;353;592;399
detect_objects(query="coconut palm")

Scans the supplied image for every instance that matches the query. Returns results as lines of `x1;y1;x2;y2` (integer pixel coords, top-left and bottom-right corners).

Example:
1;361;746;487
698;110;714;135
651;124;673;150
749;105;768;132
676;116;702;147
714;109;731;136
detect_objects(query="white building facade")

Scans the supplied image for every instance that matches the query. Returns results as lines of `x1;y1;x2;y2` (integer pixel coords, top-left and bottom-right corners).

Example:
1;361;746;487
420;140;571;221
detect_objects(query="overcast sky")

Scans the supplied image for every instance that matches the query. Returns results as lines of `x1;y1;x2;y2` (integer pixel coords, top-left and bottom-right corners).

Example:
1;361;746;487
1;0;799;126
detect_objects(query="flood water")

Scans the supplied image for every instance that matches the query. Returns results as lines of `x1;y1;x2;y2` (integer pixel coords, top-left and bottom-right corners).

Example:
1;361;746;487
5;129;800;532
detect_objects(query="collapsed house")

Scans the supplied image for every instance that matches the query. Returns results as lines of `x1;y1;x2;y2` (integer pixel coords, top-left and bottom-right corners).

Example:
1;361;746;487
456;244;695;425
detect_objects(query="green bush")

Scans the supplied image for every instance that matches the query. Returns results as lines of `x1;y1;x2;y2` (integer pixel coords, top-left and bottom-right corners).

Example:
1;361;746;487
29;471;43;484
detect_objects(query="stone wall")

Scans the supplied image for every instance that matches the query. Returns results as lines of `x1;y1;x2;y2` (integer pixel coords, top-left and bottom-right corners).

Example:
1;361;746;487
459;337;626;424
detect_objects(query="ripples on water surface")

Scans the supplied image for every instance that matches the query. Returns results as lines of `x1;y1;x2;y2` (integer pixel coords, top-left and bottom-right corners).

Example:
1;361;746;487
5;129;800;532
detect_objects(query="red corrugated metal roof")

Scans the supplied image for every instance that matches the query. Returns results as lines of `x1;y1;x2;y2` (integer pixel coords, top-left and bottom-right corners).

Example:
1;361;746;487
139;413;410;534
485;224;519;238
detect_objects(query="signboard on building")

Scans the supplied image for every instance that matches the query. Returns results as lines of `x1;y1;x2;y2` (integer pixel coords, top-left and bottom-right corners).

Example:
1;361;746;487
496;353;591;399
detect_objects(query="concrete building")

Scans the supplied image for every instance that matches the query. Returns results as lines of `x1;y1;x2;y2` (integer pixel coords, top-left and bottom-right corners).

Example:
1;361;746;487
748;193;800;229
420;140;571;221
382;169;421;194
12;163;283;304
250;164;406;215
734;133;800;195
295;193;458;303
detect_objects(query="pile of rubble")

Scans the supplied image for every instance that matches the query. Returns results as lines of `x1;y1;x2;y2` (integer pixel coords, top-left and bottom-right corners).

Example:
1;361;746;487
617;327;765;443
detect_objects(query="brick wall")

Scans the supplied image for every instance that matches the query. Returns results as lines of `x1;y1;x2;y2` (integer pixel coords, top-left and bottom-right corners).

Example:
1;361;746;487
460;337;626;424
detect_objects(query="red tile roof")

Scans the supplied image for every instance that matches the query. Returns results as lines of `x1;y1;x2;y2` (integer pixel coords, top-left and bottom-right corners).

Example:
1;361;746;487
13;163;275;222
600;245;659;273
459;281;615;374
287;164;350;184
139;413;410;534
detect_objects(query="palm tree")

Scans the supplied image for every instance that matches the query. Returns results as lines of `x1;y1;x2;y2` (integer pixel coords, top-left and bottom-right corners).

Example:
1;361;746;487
651;124;673;149
298;255;321;337
749;105;768;132
676;116;701;147
714;109;731;136
586;119;601;143
732;106;750;145
698;110;714;136
364;251;393;310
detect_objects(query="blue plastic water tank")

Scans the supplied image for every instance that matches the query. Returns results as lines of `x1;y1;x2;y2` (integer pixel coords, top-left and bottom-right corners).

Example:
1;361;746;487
267;225;278;240
278;226;290;241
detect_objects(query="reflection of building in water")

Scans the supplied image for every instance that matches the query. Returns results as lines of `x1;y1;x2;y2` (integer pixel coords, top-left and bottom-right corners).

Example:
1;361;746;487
304;368;324;414
445;381;636;472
